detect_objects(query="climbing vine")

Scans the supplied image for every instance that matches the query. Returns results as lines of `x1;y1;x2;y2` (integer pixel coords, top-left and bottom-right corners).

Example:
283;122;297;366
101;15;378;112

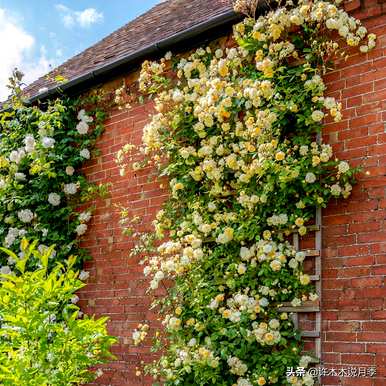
0;72;107;271
117;1;376;385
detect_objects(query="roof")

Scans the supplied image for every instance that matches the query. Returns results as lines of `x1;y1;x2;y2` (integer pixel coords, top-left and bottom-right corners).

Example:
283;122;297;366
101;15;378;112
23;0;236;101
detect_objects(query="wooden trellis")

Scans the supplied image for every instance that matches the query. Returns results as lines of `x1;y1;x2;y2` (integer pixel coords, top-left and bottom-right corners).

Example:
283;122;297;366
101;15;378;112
279;207;322;381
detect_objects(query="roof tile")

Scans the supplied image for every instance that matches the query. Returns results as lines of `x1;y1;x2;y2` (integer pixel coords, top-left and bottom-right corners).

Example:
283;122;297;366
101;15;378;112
24;0;233;98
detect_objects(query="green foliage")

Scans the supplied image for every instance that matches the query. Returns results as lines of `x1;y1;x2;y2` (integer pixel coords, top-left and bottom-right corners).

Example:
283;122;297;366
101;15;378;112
0;75;105;269
0;241;116;386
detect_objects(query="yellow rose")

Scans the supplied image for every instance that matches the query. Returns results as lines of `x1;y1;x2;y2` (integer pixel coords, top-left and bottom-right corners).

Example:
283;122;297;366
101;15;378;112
257;377;266;385
215;294;224;302
255;50;264;61
198;347;210;358
298;226;307;236
300;274;311;286
253;30;262;40
264;332;274;343
186;318;195;326
263;230;271;240
270;260;281;271
275;151;285;161
220;109;231;119
218;65;229;77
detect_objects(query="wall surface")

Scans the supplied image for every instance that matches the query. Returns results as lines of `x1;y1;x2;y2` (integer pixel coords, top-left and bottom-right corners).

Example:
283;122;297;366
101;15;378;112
78;2;386;385
322;1;386;385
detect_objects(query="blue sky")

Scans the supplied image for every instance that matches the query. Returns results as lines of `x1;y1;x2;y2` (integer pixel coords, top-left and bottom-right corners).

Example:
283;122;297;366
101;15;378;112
0;0;162;98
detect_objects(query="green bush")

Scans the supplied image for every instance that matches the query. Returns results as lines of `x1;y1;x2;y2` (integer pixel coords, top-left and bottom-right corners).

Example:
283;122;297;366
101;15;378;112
0;240;116;386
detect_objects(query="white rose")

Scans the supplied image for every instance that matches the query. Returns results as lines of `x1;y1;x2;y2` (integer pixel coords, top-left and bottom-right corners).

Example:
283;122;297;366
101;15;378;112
48;193;61;206
77;109;93;123
263;244;272;254
305;172;316;183
270;260;281;271
63;183;78;195
295;252;306;262
338;25;349;37
311;110;324;122
24;135;36;152
237;263;247;275
75;223;88;235
17;209;34;223
154;271;165;281
42;137;56;148
360;45;369;53
215;48;223;58
79;211;92;223
269;319;280;329
326;18;338;29
65;166;75;176
331;184;342;196
80;149;90;159
143;266;152;276
188;338;197;347
9;149;25;163
299;145;308;156
207;202;217;212
323;97;336;109
79;270;90;280
76;121;89;135
338;161;350;174
0;266;12;275
288;258;298;269
291;298;302;307
240;246;251;260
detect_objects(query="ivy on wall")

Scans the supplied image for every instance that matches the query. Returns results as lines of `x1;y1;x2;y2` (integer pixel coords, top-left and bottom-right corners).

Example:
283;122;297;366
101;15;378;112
117;1;376;385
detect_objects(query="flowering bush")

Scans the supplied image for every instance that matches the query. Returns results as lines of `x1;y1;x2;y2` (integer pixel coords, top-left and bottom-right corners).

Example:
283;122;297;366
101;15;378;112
0;240;116;385
0;72;106;271
117;1;376;385
0;73;115;384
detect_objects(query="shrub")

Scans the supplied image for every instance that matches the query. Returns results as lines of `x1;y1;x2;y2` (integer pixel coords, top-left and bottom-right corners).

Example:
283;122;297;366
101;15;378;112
0;240;116;386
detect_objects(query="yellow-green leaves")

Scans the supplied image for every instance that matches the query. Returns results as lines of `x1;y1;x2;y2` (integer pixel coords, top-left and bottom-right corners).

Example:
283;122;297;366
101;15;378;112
0;243;116;386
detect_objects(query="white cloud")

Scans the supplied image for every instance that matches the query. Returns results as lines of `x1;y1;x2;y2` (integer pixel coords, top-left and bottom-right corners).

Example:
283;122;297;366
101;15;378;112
55;4;69;13
76;8;104;28
0;8;56;100
55;4;103;28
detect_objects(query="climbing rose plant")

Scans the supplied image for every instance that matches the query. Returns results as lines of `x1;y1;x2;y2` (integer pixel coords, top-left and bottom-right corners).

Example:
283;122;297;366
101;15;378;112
0;73;106;271
117;1;376;385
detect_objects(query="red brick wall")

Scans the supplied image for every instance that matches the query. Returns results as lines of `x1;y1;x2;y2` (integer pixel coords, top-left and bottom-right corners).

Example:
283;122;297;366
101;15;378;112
79;98;162;385
322;2;386;385
78;3;386;385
